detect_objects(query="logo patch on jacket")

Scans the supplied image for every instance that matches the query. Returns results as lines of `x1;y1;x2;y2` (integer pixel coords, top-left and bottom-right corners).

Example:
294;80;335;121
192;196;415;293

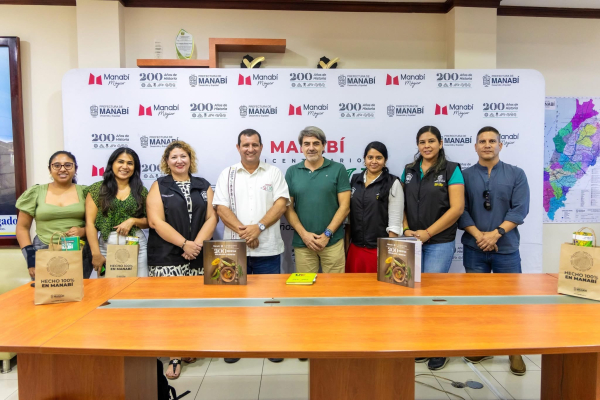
405;173;413;184
434;174;445;187
201;191;208;201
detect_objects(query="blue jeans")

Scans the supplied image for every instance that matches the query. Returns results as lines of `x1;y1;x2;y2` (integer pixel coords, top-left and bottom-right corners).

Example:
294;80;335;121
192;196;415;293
247;254;281;274
422;241;455;273
463;245;521;273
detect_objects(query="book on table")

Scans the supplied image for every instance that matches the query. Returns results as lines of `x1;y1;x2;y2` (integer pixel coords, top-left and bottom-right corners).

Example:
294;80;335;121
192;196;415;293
203;240;247;285
377;237;422;288
286;273;318;285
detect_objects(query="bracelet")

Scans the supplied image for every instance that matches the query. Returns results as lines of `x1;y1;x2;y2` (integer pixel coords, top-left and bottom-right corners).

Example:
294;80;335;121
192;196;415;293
181;239;187;249
425;229;432;240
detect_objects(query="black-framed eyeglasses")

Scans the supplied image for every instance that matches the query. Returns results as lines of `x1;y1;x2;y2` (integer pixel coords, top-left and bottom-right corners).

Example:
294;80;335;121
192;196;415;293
51;162;74;171
483;190;492;211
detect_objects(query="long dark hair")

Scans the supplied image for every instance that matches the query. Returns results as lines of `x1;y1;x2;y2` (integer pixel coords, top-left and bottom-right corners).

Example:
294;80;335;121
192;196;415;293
48;151;78;183
409;126;448;176
363;141;398;201
99;148;145;217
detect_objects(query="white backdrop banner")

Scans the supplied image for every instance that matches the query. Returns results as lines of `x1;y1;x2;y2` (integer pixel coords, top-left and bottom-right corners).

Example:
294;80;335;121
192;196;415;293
63;68;544;273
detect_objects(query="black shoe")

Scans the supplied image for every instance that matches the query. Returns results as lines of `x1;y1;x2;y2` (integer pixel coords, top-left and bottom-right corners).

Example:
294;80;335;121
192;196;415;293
427;357;448;371
298;358;308;361
415;358;429;363
224;358;240;364
268;358;284;363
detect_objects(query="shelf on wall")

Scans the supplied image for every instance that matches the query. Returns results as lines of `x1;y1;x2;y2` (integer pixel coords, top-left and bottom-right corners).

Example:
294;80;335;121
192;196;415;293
137;38;286;68
137;59;211;68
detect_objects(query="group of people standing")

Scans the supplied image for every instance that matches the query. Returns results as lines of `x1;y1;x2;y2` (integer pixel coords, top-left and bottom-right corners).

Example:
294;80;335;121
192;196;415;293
15;124;529;377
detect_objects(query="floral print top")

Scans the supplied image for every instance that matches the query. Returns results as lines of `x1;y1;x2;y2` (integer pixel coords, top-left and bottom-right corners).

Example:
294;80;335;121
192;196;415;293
85;181;148;241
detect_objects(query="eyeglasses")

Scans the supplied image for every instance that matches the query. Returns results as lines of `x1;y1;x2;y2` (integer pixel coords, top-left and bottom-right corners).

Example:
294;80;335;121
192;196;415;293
483;190;492;211
51;162;74;171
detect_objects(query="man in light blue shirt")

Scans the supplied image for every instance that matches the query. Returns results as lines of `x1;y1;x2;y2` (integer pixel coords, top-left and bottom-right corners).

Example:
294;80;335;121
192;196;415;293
458;126;530;376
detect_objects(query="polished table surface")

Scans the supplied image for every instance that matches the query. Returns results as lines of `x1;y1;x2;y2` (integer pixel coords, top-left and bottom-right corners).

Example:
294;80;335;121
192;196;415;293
2;273;600;358
4;273;600;400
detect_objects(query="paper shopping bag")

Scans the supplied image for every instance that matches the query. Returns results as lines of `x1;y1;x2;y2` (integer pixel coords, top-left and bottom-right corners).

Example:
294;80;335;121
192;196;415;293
105;234;139;278
35;232;84;305
559;227;600;301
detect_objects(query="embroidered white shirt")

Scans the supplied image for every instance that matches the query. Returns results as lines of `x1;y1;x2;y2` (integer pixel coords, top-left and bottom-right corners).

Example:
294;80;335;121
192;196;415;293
213;162;290;257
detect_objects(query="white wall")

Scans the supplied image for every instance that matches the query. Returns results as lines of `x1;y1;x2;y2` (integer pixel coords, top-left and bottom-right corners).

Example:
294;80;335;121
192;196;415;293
0;5;78;190
0;5;78;267
124;8;447;69
498;16;600;273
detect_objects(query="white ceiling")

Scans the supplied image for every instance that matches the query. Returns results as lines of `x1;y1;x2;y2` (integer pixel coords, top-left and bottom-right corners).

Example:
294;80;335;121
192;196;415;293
323;0;600;8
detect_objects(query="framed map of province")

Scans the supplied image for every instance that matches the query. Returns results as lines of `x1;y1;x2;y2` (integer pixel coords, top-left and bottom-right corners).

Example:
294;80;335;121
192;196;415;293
544;97;600;223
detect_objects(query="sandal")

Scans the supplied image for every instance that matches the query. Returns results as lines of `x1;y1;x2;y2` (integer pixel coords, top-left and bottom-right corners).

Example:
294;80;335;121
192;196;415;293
182;357;197;364
166;358;182;380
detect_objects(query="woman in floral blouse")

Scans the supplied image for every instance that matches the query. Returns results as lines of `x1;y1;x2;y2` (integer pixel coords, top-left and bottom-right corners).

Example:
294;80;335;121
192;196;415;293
85;148;149;276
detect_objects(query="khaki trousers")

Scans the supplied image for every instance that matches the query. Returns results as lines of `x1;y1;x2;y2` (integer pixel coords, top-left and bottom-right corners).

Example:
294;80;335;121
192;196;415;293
294;240;345;273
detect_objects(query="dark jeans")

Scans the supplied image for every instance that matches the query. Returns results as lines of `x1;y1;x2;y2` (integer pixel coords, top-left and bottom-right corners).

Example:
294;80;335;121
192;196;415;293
463;245;521;273
247;254;281;274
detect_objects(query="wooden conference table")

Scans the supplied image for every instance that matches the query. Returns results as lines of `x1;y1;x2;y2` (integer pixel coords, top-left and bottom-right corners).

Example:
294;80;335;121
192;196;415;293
1;273;600;400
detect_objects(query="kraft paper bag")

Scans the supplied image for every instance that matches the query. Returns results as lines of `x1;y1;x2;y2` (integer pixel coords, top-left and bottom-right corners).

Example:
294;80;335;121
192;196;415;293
558;227;600;301
105;234;138;278
35;232;84;305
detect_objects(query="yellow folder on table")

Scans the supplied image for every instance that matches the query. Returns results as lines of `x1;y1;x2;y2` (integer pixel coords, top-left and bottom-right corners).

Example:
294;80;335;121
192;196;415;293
286;273;317;285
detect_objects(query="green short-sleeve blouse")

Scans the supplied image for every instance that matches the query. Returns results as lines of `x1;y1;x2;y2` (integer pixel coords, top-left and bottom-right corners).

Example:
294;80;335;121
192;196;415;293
85;181;148;241
15;184;87;245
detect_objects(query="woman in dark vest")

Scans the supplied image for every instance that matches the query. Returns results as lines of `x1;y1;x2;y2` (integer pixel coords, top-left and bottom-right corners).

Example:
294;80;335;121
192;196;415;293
402;126;464;275
345;141;402;273
146;140;217;379
402;126;464;371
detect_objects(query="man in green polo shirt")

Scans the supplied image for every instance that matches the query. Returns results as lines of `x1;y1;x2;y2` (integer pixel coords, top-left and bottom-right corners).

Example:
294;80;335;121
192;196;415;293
285;126;351;273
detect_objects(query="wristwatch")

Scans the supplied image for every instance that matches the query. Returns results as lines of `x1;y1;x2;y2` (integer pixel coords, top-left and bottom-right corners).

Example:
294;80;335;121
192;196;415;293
496;227;506;236
258;223;266;232
324;228;333;238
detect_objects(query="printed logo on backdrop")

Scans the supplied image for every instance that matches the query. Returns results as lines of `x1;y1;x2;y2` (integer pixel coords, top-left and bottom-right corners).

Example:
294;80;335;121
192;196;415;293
88;73;129;89
337;74;376;87
483;102;519;119
435;104;448;115
483;74;519;87
238;73;278;88
190;103;228;119
339;102;375;119
387;104;424;117
140;136;179;148
189;74;228;87
444;135;472;147
91;133;129;149
387;74;425;88
138;104;179;119
435;103;473;118
268;137;364;171
90;105;130;118
436;72;472;89
501;132;520;147
289;104;328;118
289;72;326;89
139;72;177;89
239;105;278;118
545;98;557;110
91;165;105;177
141;163;165;181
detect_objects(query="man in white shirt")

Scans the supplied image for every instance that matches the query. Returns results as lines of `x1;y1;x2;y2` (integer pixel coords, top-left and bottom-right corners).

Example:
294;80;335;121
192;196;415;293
213;129;290;364
214;128;290;273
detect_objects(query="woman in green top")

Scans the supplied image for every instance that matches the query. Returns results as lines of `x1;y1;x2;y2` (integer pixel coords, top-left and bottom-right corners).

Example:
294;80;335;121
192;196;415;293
16;151;92;279
85;148;149;277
